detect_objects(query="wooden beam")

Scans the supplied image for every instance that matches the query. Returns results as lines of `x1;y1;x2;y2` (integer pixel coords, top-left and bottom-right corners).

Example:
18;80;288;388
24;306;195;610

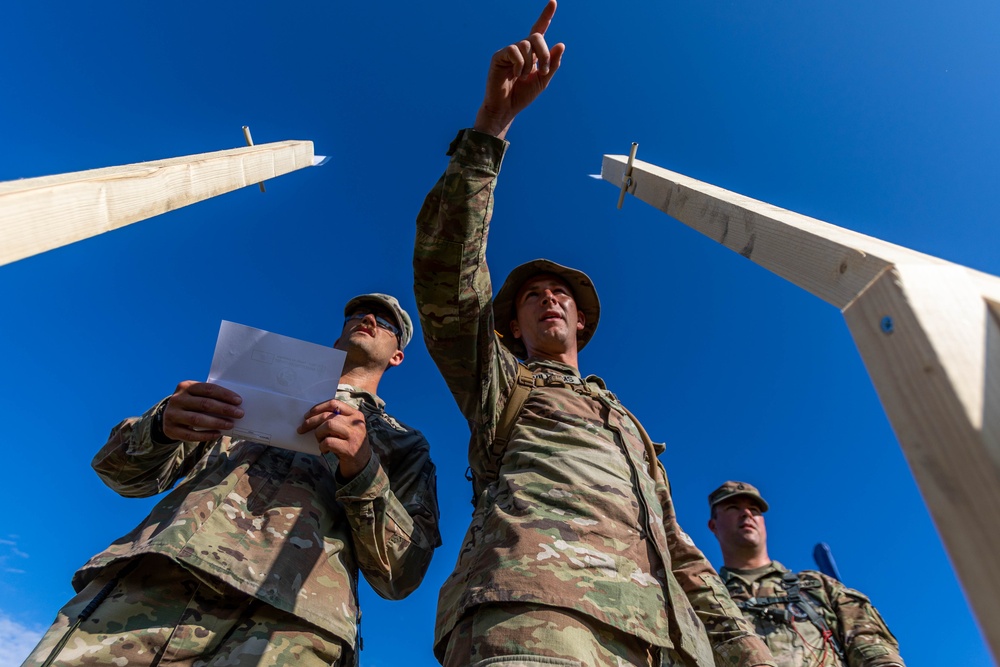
602;154;1000;659
843;268;1000;634
0;140;315;266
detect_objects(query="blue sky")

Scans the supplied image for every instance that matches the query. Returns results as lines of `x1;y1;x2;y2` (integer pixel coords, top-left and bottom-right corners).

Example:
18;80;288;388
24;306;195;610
1;1;996;665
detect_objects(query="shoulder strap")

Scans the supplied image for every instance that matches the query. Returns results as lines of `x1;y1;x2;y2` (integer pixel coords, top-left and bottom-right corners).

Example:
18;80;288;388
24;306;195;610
470;362;535;501
492;362;536;459
619;403;666;486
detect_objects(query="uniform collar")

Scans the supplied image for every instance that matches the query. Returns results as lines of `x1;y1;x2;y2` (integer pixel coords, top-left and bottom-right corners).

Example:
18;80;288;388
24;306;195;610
337;383;385;411
720;560;788;584
525;358;580;377
524;359;611;390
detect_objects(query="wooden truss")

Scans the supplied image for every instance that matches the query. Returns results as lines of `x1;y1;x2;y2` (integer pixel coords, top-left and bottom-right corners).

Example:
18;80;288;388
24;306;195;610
602;154;1000;659
0;140;316;266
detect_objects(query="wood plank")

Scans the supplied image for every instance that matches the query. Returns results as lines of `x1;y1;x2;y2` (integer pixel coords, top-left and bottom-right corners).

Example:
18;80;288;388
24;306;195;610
602;152;1000;659
843;266;1000;655
601;154;954;309
985;299;1000;481
1;140;315;266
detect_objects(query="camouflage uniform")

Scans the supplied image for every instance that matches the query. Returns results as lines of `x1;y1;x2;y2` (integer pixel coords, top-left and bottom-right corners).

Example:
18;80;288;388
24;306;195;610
23;555;345;666
413;128;774;667
25;385;440;666
719;563;904;667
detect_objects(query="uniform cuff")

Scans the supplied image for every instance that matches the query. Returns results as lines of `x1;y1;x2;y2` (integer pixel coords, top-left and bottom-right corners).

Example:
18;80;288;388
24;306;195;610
446;128;509;174
333;451;389;500
130;400;173;455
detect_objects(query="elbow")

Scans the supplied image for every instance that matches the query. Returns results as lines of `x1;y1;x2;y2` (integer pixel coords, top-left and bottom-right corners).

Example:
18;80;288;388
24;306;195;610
374;579;420;602
91;459;164;498
365;547;435;601
109;481;162;498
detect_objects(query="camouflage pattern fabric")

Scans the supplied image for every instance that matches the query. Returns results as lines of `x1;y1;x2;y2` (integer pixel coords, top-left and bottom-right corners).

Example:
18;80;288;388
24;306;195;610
443;603;693;667
719;562;905;667
413;128;774;667
23;555;345;667
71;385;441;649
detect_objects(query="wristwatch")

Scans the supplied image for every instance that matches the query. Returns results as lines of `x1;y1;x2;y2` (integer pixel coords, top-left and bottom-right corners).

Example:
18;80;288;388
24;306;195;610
151;400;173;444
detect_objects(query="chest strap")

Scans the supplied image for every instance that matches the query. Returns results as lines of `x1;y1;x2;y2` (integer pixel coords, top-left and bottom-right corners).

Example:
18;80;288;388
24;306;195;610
737;573;845;661
783;572;845;661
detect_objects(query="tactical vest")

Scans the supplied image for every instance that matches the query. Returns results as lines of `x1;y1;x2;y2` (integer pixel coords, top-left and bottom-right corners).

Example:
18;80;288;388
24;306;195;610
733;571;846;662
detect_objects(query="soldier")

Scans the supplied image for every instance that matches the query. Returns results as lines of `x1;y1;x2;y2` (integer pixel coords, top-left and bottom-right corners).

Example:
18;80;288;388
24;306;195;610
707;481;905;667
412;3;775;666
24;294;441;667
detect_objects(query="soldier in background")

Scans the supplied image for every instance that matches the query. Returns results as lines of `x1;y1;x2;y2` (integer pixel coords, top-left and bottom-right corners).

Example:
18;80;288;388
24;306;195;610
24;293;441;667
707;481;905;667
412;2;774;665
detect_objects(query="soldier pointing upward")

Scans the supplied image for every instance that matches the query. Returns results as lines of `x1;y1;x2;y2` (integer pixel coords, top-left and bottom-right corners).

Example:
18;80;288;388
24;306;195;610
413;3;775;665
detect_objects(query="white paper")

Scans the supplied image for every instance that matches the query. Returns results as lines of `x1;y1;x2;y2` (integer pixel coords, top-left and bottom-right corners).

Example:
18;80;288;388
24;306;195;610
207;321;346;454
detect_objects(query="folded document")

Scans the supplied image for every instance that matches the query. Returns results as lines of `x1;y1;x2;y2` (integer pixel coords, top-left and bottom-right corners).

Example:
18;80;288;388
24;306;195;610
207;321;346;454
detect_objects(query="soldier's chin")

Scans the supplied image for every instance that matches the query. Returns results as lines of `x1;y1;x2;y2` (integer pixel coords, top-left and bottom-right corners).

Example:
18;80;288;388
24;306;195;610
343;336;374;355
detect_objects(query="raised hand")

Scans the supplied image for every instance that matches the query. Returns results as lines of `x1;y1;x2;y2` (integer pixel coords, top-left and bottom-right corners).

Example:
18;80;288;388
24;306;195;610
473;0;565;139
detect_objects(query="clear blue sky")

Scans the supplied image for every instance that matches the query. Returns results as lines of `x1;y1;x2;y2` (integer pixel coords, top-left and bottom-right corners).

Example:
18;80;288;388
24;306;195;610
1;1;996;665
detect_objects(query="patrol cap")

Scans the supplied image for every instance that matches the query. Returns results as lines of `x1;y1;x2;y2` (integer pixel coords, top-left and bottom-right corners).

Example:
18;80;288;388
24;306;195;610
343;293;413;349
493;258;601;359
708;481;769;513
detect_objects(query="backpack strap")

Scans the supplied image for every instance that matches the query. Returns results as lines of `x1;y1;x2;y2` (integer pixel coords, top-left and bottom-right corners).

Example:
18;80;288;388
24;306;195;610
492;362;536;462
619;403;667;486
470;362;535;501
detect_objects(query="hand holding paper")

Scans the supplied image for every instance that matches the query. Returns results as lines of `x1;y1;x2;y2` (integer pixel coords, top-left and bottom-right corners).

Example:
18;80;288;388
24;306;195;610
207;321;347;454
162;381;245;442
298;398;371;478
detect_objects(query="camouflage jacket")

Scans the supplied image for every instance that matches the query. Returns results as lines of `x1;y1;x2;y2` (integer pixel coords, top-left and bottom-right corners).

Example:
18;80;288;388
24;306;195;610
413;128;774;667
720;562;904;667
76;385;441;646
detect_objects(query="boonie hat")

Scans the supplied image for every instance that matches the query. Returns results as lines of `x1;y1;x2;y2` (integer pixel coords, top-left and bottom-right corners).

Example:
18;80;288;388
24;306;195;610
492;258;600;359
343;293;413;349
708;481;769;513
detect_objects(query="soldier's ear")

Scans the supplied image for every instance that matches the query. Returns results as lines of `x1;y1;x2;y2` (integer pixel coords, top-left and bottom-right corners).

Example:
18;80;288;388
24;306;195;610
576;310;586;332
510;319;522;339
707;518;717;534
387;348;404;368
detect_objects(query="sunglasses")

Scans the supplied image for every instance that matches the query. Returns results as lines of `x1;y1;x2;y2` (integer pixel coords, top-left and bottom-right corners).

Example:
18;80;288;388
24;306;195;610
344;311;401;339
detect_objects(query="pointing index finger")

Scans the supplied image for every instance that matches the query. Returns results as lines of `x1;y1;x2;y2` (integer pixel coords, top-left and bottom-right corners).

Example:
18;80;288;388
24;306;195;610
529;0;557;37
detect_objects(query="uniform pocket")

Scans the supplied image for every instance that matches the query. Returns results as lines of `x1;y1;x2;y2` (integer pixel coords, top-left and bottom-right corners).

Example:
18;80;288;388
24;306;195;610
473;657;581;667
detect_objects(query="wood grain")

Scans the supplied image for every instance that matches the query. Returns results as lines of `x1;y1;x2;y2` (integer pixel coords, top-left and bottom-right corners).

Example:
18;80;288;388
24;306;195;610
1;140;314;266
603;152;1000;659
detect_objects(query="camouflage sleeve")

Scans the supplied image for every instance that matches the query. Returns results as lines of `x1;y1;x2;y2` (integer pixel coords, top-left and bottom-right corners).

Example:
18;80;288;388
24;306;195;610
820;575;905;667
91;399;213;498
655;461;777;667
412;128;513;433
333;433;441;600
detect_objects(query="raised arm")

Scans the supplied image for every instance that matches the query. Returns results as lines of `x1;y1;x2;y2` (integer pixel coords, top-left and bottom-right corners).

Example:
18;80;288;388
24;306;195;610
474;0;565;139
413;1;564;424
